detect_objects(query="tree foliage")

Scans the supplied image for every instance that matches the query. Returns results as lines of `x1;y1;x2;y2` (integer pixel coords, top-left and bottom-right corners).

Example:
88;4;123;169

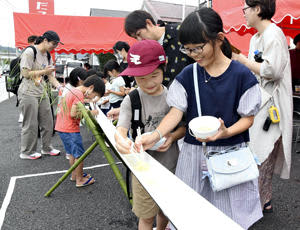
96;53;116;71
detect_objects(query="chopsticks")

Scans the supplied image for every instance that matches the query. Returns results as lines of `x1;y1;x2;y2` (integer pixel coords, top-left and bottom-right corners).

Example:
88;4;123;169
137;127;144;154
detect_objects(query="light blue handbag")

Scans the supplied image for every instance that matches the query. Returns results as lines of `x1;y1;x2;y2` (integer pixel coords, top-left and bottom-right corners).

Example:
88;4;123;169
205;147;259;192
192;63;259;192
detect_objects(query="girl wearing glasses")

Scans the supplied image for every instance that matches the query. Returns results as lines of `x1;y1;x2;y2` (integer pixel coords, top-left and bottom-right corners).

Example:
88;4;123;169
137;7;263;229
233;0;292;214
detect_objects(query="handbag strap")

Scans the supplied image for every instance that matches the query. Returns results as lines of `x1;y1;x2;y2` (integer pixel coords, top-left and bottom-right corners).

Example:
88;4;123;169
260;83;278;98
253;37;279;102
269;84;279;105
256;37;279;102
193;63;207;148
193;63;202;116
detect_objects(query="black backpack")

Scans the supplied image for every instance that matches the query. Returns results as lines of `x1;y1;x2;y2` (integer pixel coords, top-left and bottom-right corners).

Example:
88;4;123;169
129;89;144;140
5;46;51;95
125;89;145;200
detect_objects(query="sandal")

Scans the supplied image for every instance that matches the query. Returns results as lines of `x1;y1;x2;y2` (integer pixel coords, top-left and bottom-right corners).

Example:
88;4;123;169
70;172;91;182
263;200;273;213
76;176;95;188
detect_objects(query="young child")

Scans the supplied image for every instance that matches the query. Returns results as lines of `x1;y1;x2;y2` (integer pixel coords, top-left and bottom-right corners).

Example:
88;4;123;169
61;67;88;98
103;60;126;108
114;40;185;230
57;67;88;159
138;8;263;229
55;75;105;187
96;72;111;115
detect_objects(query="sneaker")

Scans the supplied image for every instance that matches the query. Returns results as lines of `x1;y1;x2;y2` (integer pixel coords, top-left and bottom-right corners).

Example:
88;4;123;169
41;148;60;156
18;113;23;123
20;152;42;160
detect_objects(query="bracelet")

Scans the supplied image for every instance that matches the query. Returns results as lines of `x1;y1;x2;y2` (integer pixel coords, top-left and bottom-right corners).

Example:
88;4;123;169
154;129;163;140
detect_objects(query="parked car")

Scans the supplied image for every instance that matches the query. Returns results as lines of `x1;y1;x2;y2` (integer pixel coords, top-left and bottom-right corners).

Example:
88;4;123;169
65;60;83;77
55;60;83;84
55;64;66;84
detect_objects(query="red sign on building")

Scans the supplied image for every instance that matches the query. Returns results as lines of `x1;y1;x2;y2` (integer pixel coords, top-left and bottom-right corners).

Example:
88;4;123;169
29;0;54;15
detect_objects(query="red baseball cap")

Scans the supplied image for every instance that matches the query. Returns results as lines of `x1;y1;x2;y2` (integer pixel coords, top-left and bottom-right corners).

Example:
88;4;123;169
119;40;166;77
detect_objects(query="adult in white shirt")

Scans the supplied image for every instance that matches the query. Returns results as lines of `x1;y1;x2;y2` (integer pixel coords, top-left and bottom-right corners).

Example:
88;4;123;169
233;0;292;213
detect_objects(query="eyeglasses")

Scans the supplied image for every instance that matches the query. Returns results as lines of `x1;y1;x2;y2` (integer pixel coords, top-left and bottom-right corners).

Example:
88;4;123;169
242;6;251;14
180;43;207;55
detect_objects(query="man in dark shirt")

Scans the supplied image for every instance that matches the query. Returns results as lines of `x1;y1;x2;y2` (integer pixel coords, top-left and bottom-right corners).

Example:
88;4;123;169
113;41;130;71
113;41;134;88
124;10;194;87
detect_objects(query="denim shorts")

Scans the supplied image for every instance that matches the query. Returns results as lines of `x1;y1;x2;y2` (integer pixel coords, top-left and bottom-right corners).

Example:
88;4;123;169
58;132;84;159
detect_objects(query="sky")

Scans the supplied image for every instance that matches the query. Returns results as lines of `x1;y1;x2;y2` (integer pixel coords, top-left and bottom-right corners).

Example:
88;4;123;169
0;0;200;48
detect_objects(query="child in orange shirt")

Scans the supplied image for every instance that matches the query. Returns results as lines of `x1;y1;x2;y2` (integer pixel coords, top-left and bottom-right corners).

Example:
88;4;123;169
55;75;105;187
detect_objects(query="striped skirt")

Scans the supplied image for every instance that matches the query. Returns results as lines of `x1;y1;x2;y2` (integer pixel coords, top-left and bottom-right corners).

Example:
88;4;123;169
174;142;263;229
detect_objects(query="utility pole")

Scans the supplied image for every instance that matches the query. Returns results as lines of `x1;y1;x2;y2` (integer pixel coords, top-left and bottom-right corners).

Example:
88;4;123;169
182;0;186;21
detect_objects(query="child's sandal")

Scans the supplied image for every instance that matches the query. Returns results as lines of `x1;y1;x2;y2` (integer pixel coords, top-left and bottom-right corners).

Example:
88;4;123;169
70;172;91;182
76;176;95;188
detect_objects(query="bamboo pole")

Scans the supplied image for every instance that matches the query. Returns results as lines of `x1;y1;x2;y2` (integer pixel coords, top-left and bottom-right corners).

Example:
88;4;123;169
78;104;128;197
44;103;130;202
44;141;98;197
77;103;130;200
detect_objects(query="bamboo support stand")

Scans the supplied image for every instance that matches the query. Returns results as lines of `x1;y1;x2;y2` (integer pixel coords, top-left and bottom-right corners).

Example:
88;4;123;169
44;103;130;202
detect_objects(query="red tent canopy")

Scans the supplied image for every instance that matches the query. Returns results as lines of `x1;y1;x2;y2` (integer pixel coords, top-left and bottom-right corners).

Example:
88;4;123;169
13;12;136;54
213;0;300;55
214;0;300;37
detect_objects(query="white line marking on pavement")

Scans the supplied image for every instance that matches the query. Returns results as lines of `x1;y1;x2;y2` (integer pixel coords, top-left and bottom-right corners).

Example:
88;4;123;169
0;78;10;103
0;177;16;230
0;162;122;229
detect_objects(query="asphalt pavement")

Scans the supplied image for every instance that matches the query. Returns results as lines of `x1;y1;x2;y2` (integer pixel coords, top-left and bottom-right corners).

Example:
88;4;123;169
0;94;299;230
0;95;137;230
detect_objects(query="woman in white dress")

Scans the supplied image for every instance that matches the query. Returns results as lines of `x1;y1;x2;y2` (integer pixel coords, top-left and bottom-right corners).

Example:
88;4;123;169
233;0;293;213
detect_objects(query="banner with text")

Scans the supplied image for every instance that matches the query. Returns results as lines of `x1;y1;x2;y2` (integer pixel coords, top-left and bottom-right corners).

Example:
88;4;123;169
29;0;54;15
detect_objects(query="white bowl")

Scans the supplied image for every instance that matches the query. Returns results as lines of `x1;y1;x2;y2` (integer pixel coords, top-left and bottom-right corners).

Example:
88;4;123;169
142;132;166;151
188;116;220;139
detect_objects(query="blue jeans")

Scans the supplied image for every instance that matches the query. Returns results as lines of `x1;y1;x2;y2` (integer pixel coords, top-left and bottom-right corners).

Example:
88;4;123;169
58;132;84;159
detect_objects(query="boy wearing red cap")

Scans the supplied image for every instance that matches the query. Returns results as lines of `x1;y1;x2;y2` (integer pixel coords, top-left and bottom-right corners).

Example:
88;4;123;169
115;40;185;230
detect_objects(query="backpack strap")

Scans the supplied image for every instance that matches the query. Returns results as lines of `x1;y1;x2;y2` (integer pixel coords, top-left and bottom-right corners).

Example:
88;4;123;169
17;46;37;82
26;46;51;64
46;51;51;65
129;89;144;140
27;46;37;62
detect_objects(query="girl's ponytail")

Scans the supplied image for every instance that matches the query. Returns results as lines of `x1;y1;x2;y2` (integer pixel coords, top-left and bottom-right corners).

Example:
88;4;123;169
221;37;232;59
34;36;45;45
